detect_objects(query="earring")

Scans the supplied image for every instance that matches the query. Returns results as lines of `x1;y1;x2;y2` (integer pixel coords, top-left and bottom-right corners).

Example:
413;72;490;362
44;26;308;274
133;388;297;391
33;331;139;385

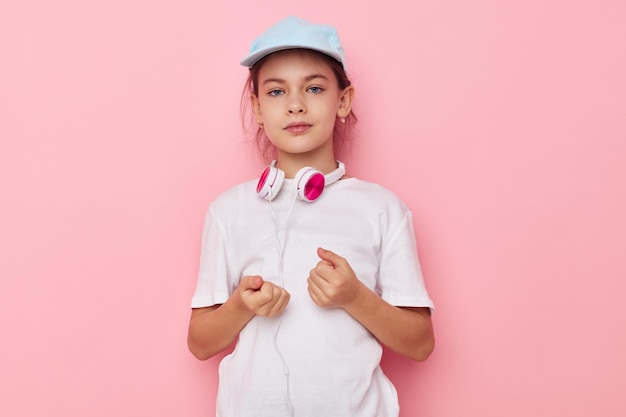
340;117;346;124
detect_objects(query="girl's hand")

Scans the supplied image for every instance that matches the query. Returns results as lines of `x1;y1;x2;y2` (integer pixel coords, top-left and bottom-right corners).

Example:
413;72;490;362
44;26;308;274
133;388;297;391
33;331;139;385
307;248;363;309
237;275;290;317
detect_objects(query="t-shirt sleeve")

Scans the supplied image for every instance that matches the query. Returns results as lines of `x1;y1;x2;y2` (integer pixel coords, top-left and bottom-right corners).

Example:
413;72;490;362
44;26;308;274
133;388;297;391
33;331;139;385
378;210;435;311
190;206;234;308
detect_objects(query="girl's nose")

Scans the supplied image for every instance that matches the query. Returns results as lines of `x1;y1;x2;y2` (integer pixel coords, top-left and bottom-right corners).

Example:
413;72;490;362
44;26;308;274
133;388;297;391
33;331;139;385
287;96;306;114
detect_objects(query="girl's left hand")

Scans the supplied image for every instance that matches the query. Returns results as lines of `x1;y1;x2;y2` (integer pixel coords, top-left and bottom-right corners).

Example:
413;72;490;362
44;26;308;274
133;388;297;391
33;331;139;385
307;247;363;309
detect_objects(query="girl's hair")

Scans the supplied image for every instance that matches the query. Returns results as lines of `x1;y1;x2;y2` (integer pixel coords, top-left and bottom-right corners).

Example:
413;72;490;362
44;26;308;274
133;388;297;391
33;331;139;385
241;49;357;162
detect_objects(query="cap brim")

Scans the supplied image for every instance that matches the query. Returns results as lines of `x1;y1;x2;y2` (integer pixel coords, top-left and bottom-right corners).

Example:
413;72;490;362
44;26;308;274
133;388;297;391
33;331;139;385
240;45;344;68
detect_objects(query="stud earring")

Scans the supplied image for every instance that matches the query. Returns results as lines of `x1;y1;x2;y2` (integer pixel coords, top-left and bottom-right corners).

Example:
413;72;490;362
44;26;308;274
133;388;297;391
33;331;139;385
340;117;346;124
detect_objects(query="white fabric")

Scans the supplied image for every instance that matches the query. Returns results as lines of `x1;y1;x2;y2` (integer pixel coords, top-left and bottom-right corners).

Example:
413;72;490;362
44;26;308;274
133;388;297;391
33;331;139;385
192;177;434;417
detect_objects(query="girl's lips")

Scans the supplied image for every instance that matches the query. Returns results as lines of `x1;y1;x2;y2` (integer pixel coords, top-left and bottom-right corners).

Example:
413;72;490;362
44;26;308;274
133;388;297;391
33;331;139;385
284;122;312;134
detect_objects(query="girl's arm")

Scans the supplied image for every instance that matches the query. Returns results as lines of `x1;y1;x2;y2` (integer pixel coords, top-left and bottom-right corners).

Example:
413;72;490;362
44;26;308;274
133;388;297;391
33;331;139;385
307;248;435;362
187;275;290;360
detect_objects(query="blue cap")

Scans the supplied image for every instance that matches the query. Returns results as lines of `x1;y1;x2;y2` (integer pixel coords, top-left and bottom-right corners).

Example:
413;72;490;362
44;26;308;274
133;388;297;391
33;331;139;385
240;16;347;70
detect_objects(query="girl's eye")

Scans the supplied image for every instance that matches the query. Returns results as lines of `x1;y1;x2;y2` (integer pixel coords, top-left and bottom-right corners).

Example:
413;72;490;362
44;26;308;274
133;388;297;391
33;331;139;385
307;86;323;94
268;89;284;97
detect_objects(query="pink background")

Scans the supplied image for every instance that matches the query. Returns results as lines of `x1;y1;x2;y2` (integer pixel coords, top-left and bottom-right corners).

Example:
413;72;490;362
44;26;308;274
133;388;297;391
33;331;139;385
2;0;625;416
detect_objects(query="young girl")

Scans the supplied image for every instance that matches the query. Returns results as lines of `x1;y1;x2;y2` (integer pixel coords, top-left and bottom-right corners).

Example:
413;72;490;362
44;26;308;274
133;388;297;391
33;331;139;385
188;16;435;417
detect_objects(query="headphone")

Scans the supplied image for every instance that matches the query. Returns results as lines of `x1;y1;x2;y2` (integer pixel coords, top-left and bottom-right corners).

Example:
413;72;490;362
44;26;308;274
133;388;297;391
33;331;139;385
256;161;346;202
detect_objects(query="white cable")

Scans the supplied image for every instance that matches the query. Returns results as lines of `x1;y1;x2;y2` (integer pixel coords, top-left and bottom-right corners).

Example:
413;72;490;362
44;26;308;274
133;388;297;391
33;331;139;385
268;188;297;416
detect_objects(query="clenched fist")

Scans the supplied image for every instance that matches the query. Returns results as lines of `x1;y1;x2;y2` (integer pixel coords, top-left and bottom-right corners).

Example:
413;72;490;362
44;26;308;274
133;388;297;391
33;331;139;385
237;275;290;317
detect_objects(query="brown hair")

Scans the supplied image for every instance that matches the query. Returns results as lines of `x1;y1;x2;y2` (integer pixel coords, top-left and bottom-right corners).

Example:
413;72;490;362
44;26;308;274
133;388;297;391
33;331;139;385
240;49;357;162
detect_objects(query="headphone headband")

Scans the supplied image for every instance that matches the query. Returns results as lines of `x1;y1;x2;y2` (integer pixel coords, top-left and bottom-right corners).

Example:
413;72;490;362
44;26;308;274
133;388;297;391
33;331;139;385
323;161;346;186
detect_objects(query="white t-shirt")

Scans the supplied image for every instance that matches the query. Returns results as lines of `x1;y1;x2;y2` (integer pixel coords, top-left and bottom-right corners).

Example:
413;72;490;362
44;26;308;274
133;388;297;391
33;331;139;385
192;177;434;417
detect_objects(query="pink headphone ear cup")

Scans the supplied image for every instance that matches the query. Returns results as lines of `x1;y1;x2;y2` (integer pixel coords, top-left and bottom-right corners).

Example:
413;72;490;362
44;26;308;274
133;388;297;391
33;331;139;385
295;167;326;202
257;166;285;201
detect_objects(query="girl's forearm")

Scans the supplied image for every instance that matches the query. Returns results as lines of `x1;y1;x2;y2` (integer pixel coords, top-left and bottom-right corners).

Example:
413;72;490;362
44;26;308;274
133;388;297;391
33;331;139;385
187;295;255;360
344;282;435;362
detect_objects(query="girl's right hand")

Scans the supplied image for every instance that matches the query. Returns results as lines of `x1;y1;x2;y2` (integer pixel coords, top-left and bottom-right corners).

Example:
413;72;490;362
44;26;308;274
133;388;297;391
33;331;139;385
237;275;290;317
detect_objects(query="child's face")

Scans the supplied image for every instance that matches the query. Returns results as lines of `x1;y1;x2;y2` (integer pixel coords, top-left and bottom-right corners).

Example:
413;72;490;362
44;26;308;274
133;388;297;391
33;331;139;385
251;49;353;163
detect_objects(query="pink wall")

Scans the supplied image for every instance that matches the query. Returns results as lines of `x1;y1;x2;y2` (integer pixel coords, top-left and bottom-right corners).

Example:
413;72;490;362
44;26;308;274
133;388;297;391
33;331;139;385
2;1;625;416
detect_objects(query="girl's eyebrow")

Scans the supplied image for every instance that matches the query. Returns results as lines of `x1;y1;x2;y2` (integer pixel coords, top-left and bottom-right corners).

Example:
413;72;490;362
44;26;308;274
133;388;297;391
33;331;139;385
262;74;330;85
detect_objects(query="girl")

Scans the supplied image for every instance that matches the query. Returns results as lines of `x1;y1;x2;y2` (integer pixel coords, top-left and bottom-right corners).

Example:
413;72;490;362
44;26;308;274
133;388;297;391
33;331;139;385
188;16;435;417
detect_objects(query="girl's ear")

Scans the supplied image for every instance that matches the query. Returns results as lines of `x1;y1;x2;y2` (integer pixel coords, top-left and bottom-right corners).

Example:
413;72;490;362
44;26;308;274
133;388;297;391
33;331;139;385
337;86;355;119
251;94;262;123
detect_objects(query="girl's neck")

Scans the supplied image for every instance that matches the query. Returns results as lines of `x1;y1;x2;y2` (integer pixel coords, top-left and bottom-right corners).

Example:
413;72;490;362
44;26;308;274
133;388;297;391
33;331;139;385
274;150;339;179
